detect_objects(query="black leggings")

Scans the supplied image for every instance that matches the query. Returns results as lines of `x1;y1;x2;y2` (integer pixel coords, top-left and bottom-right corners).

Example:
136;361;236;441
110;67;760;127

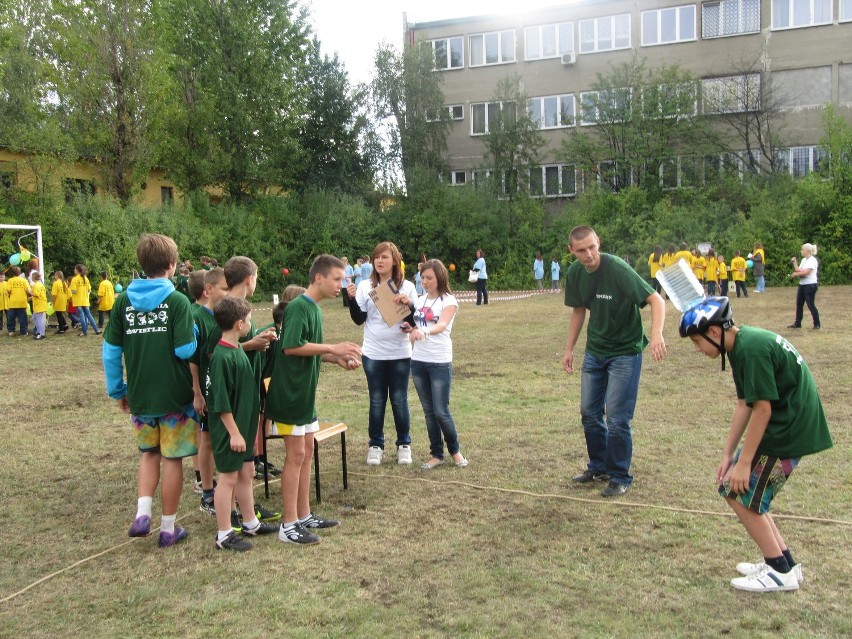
794;284;820;327
475;278;488;305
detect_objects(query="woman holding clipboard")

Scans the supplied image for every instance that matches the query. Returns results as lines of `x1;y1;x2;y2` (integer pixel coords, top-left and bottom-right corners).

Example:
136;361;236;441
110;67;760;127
347;242;418;466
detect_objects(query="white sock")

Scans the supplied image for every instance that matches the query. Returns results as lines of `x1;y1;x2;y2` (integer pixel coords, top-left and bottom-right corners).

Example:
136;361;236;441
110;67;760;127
136;496;153;519
281;520;297;531
217;530;232;542
160;514;176;535
242;517;260;531
298;513;313;525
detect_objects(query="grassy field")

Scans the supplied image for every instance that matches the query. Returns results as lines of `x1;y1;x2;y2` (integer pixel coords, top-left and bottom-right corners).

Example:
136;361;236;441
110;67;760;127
1;285;850;638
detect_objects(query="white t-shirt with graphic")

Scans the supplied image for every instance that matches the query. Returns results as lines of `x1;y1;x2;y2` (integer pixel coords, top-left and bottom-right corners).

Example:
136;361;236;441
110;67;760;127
355;278;417;360
411;293;458;363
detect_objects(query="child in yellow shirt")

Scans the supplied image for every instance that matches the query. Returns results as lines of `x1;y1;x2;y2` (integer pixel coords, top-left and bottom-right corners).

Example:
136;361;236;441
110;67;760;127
51;271;70;334
730;251;748;298
97;271;115;328
717;255;729;297
691;249;706;288
6;266;31;336
0;273;8;332
31;271;48;340
70;263;100;336
705;249;719;296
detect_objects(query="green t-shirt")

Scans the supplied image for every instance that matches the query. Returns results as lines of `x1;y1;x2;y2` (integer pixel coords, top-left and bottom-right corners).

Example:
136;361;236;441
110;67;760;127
206;341;260;470
190;304;221;392
264;295;322;425
104;290;195;416
239;318;265;403
564;254;654;358
728;326;832;458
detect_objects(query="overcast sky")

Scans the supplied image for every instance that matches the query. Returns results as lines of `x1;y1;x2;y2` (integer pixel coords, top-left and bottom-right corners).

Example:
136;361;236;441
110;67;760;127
305;0;562;86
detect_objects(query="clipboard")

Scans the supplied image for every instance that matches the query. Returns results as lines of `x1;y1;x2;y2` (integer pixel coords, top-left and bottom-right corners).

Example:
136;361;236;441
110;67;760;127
367;280;411;327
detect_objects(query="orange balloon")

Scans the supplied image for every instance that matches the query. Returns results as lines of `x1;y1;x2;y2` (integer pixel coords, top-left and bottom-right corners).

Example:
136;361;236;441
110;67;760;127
449;263;456;272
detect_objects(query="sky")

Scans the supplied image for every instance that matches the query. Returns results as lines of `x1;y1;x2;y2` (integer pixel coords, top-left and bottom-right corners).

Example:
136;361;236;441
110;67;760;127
305;0;563;86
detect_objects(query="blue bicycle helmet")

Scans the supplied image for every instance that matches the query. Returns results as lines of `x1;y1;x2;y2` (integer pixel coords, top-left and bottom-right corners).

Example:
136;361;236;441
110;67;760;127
679;297;735;370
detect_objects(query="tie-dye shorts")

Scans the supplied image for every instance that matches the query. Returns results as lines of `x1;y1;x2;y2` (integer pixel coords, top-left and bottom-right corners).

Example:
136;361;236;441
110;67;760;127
132;404;199;459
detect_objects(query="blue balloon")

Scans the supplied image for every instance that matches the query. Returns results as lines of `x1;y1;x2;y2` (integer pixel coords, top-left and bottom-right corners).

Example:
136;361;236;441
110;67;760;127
9;253;21;266
115;283;123;293
746;259;754;269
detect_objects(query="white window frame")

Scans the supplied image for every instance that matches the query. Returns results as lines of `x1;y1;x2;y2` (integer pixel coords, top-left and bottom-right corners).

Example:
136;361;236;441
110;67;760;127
469;30;516;67
470;101;515;136
660;156;701;189
841;0;852;21
643;82;698;118
427;104;464;123
701;0;761;38
641;5;697;46
701;74;760;114
529;164;577;198
597;160;632;191
771;0;832;30
429;37;464;71
580;88;632;126
578;14;631;54
445;170;467;186
524;22;574;60
528;94;576;129
775;146;829;176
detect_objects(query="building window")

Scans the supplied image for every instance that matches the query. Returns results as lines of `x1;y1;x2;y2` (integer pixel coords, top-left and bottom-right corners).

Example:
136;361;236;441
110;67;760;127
642;5;696;46
64;178;96;202
771;0;832;29
702;0;760;38
598;161;631;191
528;94;575;129
524;22;574;59
445;170;467;186
702;74;760;114
580;88;632;125
841;0;852;21
643;82;698;118
579;14;631;54
161;186;174;204
529;164;577;197
660;156;700;188
427;104;465;122
469;30;515;67
775;146;829;176
430;37;464;70
470;101;515;135
0;171;14;188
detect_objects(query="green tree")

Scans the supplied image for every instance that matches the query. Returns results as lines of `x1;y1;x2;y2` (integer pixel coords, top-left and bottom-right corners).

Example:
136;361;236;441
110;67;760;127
371;42;451;194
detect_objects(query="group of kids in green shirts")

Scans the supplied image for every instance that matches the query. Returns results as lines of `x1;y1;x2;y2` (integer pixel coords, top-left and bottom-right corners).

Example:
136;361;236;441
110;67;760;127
103;232;831;593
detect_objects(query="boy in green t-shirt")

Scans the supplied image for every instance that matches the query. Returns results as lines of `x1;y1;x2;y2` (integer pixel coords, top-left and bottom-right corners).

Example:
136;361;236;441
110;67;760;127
206;296;279;551
266;255;362;545
102;233;198;548
679;297;832;593
188;268;229;514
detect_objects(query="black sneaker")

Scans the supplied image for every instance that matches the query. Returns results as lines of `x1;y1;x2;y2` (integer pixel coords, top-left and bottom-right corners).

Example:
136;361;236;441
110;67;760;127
253;461;265;480
241;521;278;536
231;510;243;532
215;530;252;552
572;469;611;483
301;512;340;529
199;497;215;515
255;504;281;522
278;523;321;545
265;461;282;477
601;481;629;497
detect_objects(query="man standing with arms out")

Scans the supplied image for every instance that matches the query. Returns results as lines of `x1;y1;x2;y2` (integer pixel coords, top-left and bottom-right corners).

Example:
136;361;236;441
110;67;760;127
562;226;667;497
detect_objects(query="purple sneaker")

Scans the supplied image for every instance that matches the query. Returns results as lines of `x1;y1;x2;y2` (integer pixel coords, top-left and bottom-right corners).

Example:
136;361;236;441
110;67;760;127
158;526;188;548
128;515;151;537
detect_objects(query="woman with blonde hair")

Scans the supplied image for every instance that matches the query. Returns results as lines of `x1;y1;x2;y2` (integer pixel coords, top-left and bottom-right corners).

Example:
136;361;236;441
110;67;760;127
788;243;820;329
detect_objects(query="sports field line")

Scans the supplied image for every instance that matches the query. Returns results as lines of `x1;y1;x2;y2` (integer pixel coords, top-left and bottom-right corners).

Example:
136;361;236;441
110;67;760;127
3;472;850;604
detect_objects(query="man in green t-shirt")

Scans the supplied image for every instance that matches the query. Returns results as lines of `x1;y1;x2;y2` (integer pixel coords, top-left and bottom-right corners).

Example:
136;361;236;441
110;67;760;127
680;296;831;593
562;226;667;497
103;233;198;548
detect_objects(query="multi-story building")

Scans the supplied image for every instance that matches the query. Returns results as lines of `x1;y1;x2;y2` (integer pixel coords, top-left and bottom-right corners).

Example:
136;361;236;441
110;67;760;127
406;0;852;199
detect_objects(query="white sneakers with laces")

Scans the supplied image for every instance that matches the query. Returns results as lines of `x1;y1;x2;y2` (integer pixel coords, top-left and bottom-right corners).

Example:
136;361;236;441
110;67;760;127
366;446;383;466
736;561;804;583
397;445;412;465
730;563;800;592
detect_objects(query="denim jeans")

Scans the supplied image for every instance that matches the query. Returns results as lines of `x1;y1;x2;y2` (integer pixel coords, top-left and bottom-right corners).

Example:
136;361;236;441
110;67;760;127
361;355;411;449
756;276;765;292
7;307;28;335
580;352;643;486
794;284;820;327
475;278;488;305
411;361;459;459
77;306;99;335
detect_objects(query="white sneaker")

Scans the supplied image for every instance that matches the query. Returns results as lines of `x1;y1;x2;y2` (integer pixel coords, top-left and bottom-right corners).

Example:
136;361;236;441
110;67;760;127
397;445;413;465
730;564;799;592
736;561;804;583
366;446;383;466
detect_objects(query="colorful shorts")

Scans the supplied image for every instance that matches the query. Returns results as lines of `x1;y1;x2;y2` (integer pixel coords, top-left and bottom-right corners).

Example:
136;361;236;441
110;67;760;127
132;404;199;459
719;449;800;514
270;420;319;437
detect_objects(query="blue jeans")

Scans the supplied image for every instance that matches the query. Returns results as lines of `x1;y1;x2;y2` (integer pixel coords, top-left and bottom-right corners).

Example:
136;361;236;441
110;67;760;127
411;361;459;459
77;306;99;335
580;352;643;486
756;275;765;292
7;307;28;335
362;355;411;449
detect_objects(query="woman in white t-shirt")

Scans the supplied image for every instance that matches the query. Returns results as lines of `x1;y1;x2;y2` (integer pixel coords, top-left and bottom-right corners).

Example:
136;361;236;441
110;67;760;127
399;259;468;470
788;242;821;329
347;242;418;466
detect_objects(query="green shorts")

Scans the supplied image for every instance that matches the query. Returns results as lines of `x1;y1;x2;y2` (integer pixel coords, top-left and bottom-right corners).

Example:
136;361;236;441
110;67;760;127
210;415;259;474
132;405;199;459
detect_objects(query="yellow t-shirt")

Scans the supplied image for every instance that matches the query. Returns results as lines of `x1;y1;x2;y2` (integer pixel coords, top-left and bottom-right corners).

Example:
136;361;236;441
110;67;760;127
673;250;693;268
97;279;115;311
660;252;676;268
692;256;706;280
753;248;765;266
31;281;48;313
0;280;8;311
51;280;69;312
730;257;747;282
70;275;92;307
705;257;719;282
648;253;662;278
718;261;728;280
7;276;31;309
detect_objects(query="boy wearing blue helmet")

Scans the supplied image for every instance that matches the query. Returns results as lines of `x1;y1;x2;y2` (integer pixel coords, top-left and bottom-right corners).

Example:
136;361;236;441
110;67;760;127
680;297;832;592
